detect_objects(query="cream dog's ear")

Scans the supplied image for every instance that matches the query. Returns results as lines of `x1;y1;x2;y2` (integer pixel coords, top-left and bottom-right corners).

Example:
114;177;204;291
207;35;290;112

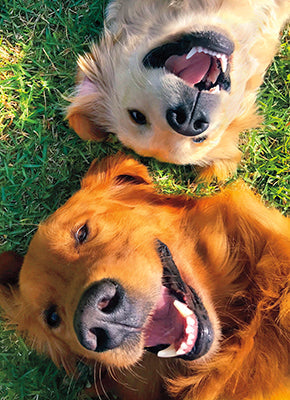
66;100;108;141
66;74;109;141
82;153;152;189
66;39;115;141
0;251;23;315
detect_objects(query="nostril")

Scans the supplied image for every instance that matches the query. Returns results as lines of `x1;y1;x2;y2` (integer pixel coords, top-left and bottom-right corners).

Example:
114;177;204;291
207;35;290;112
97;290;120;314
89;327;109;352
167;106;188;128
193;119;208;132
97;296;111;311
174;108;187;125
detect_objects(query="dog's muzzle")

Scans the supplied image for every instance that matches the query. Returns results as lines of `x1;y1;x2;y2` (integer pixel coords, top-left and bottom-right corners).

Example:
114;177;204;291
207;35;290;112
143;30;234;140
73;241;214;362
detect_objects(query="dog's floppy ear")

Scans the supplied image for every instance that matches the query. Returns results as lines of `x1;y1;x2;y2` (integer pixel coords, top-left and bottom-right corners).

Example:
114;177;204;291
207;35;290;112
66;74;109;141
0;251;23;315
82;153;152;189
0;251;23;287
66;41;115;142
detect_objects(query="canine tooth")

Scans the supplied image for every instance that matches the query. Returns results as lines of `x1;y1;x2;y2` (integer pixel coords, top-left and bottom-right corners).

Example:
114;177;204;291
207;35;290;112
186;47;198;60
173;299;193;317
220;55;228;72
157;344;177;358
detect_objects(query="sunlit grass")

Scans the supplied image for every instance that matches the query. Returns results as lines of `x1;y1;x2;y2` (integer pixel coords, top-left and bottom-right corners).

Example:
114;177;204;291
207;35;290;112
0;1;289;398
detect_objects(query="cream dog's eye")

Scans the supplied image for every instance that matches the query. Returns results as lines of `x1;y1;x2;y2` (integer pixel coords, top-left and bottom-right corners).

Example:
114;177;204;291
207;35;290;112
75;224;89;244
128;109;147;125
44;306;61;329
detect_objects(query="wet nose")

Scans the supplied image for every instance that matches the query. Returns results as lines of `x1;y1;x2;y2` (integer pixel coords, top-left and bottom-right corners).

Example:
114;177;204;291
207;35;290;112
166;105;209;136
74;279;140;352
166;90;220;137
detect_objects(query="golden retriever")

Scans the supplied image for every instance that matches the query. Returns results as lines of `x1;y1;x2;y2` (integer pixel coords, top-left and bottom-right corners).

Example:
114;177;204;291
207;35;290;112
66;0;289;179
0;154;289;400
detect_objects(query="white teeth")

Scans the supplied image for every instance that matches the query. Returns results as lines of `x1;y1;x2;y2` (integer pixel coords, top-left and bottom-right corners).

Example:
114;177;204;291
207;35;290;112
187;334;195;345
186;324;195;334
209;85;220;94
186;47;198;60
176;343;188;356
186;315;196;327
157;344;177;358
186;46;228;74
157;302;197;359
173;299;194;317
220;55;228;72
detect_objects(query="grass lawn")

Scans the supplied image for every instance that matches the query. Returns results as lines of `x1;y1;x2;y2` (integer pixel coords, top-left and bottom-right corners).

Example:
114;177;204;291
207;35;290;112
0;1;289;399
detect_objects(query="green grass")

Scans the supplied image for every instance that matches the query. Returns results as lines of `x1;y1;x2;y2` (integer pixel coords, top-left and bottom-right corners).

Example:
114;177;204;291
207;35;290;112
0;1;289;398
0;326;91;399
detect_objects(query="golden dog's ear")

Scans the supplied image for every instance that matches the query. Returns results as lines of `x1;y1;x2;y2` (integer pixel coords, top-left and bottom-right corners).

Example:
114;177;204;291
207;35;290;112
0;251;23;287
82;153;152;189
0;251;23;314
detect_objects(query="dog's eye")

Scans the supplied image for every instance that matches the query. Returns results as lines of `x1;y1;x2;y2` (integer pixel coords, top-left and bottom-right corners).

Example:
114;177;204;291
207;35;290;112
44;306;61;329
128;109;147;125
75;224;89;245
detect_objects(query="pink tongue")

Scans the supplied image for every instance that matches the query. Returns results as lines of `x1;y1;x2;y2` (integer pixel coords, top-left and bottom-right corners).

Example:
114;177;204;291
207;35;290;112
165;53;211;86
144;287;185;347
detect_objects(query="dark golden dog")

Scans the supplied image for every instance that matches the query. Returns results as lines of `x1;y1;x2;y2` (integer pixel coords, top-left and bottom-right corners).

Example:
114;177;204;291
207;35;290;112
67;0;289;179
0;154;289;399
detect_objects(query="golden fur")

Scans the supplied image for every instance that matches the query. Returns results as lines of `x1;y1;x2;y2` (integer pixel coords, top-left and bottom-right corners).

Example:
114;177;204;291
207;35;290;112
0;154;289;400
67;0;289;179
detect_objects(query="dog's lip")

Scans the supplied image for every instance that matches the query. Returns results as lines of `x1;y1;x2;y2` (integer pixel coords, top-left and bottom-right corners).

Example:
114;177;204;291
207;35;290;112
144;240;214;361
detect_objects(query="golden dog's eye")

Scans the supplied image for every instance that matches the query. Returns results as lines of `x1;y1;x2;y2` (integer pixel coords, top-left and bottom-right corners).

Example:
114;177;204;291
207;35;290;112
128;109;147;125
75;224;89;245
44;306;61;329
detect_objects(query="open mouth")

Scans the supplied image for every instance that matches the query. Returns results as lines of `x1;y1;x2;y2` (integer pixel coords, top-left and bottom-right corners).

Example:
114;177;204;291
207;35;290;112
144;240;214;360
143;31;234;93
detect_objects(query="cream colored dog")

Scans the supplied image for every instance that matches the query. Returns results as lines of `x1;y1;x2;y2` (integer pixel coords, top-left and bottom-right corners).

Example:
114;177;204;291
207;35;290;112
67;0;289;179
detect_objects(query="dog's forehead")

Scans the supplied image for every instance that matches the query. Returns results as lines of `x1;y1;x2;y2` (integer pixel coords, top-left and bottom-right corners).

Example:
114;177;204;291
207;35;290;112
20;199;159;280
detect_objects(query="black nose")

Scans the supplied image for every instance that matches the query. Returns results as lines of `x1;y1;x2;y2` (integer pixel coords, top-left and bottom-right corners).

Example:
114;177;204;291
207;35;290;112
166;90;220;137
166;106;209;136
74;279;141;352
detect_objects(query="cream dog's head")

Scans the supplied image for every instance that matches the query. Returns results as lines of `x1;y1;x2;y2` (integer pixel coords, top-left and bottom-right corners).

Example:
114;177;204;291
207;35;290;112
67;0;289;178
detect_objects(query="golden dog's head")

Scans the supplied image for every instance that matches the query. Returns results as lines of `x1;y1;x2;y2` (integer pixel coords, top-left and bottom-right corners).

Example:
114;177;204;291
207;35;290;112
0;154;289;399
0;155;221;372
67;0;289;178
